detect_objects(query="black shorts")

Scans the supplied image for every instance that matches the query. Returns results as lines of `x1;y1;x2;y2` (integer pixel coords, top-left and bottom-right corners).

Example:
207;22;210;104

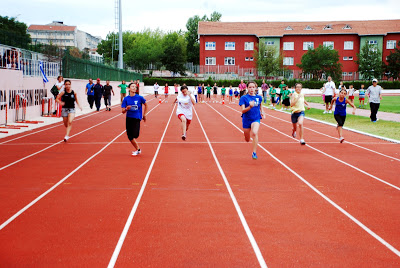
126;117;140;140
206;92;211;98
271;96;276;104
282;98;290;106
334;114;346;127
325;95;333;104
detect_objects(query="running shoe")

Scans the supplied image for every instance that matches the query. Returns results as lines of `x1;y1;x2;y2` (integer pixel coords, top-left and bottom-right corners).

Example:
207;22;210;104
328;110;332;114
252;152;258;160
323;111;327;114
132;149;141;156
340;137;345;143
109;108;111;111
182;134;186;141
292;129;296;138
300;139;306;145
64;136;69;142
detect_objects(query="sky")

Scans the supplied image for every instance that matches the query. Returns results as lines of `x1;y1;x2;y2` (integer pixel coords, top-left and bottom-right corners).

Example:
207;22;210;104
2;0;400;39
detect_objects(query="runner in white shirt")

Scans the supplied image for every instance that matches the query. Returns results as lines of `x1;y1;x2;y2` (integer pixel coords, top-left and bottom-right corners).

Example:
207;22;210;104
174;85;196;140
322;76;336;113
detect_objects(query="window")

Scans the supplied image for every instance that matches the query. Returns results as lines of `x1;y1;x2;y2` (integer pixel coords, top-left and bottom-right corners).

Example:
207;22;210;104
323;41;334;49
224;57;235;65
344;41;353;50
205;42;216;50
342;72;348;76
285;26;293;31
343;56;353;61
303;42;314;50
225;42;235;50
244;42;254;50
324;25;332;30
205;57;216;65
283;42;294;50
368;40;378;45
245;57;254;61
304;25;313;30
387;40;396;49
283;57;294;66
343;24;352;30
265;41;274;46
349;56;353;60
349;72;353;76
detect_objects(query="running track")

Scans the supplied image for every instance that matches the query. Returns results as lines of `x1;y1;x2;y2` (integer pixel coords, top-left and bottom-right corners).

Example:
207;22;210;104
0;95;399;267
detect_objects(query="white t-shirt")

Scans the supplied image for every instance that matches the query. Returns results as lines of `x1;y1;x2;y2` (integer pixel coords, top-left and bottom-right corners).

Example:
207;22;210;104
366;85;382;103
191;86;197;96
56;81;64;92
154;84;159;91
176;94;194;120
348;88;355;96
324;81;336;96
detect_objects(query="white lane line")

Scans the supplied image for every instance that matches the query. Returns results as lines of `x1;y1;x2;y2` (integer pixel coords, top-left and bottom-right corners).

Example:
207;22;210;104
0;97;155;145
207;104;400;258
265;112;400;162
194;107;268;268
224;105;400;191
0;103;161;231
108;104;176;268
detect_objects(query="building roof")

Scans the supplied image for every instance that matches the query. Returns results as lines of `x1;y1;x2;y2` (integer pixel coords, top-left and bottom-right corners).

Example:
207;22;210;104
198;20;400;37
28;25;77;32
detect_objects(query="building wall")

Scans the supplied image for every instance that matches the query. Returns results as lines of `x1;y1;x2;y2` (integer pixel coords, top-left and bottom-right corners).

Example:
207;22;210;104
29;29;77;48
259;37;281;56
383;33;400;64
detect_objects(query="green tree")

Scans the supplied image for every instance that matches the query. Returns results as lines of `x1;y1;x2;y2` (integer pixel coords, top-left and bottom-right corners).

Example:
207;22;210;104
124;29;164;70
297;45;342;81
385;41;400;80
254;42;283;77
0;16;31;48
97;31;135;65
185;11;221;64
161;31;187;75
355;41;384;80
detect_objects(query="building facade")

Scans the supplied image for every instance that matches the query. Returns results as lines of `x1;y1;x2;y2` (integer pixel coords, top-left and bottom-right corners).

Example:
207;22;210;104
28;21;102;51
198;20;400;79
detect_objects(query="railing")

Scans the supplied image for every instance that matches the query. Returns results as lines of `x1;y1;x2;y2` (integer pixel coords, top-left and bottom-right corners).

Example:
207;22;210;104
21;59;60;77
0;45;21;70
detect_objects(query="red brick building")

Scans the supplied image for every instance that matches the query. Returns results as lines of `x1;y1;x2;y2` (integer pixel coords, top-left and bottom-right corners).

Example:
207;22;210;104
198;20;400;79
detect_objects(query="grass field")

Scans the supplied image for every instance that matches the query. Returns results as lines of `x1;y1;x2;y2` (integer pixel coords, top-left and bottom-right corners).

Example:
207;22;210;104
264;105;400;141
304;96;400;114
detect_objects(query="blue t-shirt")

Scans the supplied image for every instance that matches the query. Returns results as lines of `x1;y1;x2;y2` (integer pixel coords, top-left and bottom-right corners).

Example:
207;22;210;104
229;88;233;95
86;83;94;96
197;86;202;94
334;97;347;116
121;94;146;120
234;91;239;96
239;94;263;121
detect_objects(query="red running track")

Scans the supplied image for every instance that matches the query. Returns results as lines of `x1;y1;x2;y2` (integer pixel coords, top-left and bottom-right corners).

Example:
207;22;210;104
0;96;399;267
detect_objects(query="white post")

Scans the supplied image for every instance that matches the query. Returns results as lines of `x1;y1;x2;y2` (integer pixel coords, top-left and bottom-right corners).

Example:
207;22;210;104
118;0;123;69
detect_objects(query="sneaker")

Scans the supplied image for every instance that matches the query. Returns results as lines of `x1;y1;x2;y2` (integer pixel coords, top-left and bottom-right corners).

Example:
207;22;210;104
132;149;141;156
300;139;306;145
252;152;258;160
328;110;332;114
64;136;69;142
181;134;186;141
323;111;327;114
292;129;296;138
340;137;345;143
109;108;111;111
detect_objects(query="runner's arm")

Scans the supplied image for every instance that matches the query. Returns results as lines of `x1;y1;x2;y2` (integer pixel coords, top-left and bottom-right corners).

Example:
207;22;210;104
143;102;148;122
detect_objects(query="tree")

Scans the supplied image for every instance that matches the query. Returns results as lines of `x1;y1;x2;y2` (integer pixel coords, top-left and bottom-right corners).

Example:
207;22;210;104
356;41;384;80
97;31;135;65
297;45;342;81
161;31;187;75
385;41;400;80
185;11;222;64
254;42;283;77
0;16;31;48
124;29;164;70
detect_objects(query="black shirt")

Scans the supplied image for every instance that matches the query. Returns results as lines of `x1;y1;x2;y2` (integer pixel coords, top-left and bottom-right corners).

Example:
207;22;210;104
62;90;75;109
103;85;113;96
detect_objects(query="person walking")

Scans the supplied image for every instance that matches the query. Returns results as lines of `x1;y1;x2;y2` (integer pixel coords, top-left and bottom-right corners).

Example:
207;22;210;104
118;80;127;103
85;78;95;109
261;80;268;104
238;80;247;99
366;79;383;123
322;76;336;114
103;80;115;111
93;78;104;111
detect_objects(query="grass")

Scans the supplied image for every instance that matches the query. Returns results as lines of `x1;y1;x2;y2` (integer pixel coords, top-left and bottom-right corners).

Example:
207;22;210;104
264;104;400;141
304;96;400;114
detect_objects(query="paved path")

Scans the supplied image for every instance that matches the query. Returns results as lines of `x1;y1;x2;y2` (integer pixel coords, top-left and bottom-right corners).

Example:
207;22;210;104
307;102;400;123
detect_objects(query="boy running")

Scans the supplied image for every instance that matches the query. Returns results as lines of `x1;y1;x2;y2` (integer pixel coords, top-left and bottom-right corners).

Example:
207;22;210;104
174;85;196;140
290;83;310;145
239;81;265;160
329;88;356;143
121;83;148;156
281;86;290;110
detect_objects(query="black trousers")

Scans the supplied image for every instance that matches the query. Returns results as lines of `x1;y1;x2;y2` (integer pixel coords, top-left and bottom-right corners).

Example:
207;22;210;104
369;102;380;122
95;95;102;111
87;95;94;109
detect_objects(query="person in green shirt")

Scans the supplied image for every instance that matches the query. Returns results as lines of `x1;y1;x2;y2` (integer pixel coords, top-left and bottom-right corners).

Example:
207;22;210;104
206;84;212;102
118;80;128;103
221;85;226;102
277;80;287;105
270;86;277;109
281;86;291;110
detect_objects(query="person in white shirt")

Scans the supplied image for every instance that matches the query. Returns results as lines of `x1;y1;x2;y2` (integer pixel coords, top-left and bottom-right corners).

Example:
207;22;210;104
154;82;159;98
174;85;196;140
322;76;336;113
55;75;65;93
366;79;383;122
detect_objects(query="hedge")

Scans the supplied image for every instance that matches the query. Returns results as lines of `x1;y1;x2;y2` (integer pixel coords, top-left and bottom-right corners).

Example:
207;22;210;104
144;77;400;89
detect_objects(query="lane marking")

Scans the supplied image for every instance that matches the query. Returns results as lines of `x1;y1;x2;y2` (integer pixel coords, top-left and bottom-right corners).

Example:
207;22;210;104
223;105;400;191
194;107;268;268
0;103;162;230
207;103;400;257
108;104;176;268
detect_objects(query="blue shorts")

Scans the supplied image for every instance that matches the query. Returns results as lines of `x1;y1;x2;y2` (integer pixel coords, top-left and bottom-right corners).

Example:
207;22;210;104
291;111;305;123
242;118;260;129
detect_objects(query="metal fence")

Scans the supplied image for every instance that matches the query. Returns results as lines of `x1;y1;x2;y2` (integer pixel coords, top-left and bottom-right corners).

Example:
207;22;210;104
21;59;59;77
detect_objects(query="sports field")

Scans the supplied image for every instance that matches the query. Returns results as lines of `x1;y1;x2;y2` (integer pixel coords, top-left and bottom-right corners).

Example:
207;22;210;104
0;95;399;267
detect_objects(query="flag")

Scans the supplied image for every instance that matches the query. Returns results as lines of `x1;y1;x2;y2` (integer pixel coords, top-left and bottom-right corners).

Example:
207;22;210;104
39;61;49;83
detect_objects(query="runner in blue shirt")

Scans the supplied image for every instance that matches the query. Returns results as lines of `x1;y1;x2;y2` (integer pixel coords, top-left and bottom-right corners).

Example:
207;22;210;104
239;81;265;159
85;78;95;109
121;83;148;156
329;88;356;143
